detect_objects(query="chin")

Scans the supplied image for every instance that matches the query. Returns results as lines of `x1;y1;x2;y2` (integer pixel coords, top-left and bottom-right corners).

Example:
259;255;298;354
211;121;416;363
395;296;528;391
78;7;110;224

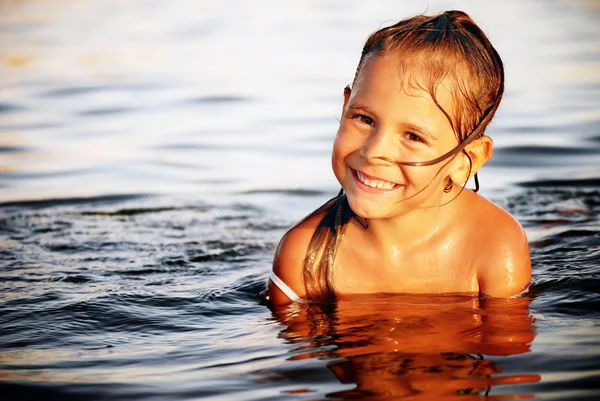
346;193;392;220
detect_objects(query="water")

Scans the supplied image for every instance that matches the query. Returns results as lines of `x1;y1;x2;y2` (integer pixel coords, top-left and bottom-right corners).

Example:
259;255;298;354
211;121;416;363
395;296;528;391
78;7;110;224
1;0;599;399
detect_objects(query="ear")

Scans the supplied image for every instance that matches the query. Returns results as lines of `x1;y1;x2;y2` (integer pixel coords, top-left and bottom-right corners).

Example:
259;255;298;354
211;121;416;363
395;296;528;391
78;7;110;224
342;85;351;115
449;135;493;185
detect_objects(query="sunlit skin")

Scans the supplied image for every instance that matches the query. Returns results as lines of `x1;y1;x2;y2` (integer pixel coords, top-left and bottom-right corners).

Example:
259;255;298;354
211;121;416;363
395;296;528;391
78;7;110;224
272;295;540;399
268;54;531;305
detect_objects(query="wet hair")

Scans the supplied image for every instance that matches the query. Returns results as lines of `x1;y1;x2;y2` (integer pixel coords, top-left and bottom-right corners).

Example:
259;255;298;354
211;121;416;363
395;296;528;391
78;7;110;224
303;11;505;301
353;10;504;143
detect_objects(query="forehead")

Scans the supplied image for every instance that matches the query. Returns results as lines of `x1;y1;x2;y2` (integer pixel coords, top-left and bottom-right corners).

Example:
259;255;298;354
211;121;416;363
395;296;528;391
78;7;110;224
351;54;456;132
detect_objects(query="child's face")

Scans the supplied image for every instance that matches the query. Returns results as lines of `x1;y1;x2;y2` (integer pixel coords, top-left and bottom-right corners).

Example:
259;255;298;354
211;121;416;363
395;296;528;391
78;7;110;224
332;54;463;219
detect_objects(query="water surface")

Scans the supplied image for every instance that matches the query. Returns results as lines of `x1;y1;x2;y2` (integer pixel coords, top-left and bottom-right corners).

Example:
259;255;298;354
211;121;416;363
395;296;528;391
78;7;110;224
1;0;599;400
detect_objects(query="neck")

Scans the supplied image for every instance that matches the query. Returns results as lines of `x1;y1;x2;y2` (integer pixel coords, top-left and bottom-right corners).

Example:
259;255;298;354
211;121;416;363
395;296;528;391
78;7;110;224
354;188;464;252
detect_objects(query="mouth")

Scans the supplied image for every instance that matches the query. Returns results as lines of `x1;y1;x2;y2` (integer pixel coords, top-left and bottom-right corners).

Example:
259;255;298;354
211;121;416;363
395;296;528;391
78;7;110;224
352;169;400;192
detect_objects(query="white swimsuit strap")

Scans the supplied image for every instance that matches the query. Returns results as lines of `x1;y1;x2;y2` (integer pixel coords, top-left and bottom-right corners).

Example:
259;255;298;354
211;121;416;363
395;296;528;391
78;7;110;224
269;270;301;302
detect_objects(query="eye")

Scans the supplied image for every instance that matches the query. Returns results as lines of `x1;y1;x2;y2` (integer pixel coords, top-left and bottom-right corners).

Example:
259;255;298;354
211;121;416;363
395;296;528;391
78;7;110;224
405;132;425;143
352;113;374;126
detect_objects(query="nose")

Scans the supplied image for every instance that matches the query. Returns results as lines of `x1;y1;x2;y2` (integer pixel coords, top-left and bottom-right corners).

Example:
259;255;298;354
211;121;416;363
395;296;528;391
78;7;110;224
359;126;400;165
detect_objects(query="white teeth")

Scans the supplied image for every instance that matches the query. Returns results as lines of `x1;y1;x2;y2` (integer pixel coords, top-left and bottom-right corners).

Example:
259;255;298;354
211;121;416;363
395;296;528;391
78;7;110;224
356;171;397;190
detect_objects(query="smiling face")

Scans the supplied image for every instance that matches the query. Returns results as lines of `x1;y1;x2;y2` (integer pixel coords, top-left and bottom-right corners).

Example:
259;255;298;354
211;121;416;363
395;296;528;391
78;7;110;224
332;54;464;220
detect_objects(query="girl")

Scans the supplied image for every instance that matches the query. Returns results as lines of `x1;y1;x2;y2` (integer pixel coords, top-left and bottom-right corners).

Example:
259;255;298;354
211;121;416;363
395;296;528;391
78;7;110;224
268;10;531;305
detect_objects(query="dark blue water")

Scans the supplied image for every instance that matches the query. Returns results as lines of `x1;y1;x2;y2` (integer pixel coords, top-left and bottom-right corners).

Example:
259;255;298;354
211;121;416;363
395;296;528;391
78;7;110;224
1;1;599;400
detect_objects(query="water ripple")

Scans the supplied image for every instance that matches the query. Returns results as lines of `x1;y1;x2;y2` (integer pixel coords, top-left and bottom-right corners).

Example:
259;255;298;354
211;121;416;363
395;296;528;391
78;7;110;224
0;194;151;210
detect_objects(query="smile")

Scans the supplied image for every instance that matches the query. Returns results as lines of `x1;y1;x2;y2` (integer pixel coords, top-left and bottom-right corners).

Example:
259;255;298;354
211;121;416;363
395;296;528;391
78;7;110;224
353;169;399;191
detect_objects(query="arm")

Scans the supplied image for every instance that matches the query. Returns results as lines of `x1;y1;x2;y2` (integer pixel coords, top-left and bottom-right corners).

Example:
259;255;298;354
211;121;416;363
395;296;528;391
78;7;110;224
268;212;323;306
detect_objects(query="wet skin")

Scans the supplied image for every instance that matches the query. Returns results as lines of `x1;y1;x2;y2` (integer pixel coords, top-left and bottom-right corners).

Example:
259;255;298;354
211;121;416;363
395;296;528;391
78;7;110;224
268;54;531;304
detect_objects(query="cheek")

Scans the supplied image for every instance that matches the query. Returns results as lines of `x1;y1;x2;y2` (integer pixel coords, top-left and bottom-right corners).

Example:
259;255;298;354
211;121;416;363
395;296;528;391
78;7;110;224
331;135;346;176
403;165;446;188
331;129;358;181
331;131;348;164
332;127;360;158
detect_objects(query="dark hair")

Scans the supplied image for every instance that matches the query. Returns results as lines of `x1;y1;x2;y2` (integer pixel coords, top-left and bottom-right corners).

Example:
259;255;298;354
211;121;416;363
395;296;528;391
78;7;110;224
303;11;505;301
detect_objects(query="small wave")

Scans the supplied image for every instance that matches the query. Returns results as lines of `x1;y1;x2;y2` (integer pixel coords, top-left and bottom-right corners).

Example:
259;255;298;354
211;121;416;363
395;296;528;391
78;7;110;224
240;188;328;196
79;207;178;216
531;272;600;292
78;107;134;116
0;146;30;154
196;291;264;315
532;288;600;317
54;275;94;284
38;83;162;98
185;95;249;104
188;244;267;263
188;241;273;264
0;122;61;131
495;145;600;156
154;143;223;150
0;169;105;182
518;177;600;188
1;296;204;349
0;102;24;114
114;265;212;277
245;221;291;231
488;146;600;168
500;125;552;134
44;243;82;253
587;135;600;143
38;85;105;98
0;194;151;210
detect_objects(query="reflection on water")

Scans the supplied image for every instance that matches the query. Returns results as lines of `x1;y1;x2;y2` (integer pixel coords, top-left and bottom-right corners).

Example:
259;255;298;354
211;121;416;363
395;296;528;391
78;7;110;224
273;295;539;399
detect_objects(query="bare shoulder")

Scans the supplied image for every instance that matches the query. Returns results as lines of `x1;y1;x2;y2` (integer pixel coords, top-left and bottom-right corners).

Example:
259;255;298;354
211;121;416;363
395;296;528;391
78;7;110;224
466;192;532;297
268;206;328;305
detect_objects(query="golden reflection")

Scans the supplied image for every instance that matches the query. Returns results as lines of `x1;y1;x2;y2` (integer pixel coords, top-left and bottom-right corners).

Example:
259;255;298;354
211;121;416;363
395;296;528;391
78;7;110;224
271;295;540;400
6;56;34;68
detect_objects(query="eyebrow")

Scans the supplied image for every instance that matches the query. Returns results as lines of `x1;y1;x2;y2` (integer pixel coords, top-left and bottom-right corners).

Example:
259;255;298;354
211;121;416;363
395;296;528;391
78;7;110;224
404;122;437;141
347;103;377;117
347;102;437;141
